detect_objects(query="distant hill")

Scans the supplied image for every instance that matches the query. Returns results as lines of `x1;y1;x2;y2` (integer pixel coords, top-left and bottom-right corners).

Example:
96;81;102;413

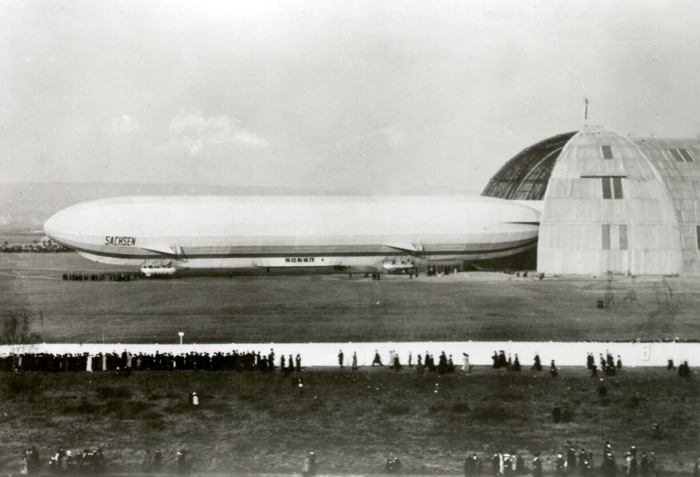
0;182;479;233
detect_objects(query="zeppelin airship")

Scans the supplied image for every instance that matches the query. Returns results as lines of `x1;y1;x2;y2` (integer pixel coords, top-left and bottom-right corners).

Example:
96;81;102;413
43;195;540;273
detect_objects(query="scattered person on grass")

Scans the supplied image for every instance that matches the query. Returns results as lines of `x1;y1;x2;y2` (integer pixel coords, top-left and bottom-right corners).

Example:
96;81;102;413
438;351;447;375
384;456;402;473
462;353;471;374
372;350;383;366
532;452;542;477
153;450;162;472
28;446;40;475
562;405;572;423
552;404;562;423
512;354;521;372
464;454;478;476
533;353;542;371
176;450;188;475
602;450;617;477
640;452;649;477
567;445;577;469
393;352;402;371
491;452;501;476
554;452;566;476
20;449;29;475
141;450;151;473
302;451;317;477
587;352;595;370
550;360;558;377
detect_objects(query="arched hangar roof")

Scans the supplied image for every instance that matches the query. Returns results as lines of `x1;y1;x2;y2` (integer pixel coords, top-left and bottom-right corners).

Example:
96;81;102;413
482;132;578;200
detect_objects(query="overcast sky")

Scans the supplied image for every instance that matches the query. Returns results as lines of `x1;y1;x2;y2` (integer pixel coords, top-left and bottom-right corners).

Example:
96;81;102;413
1;0;698;193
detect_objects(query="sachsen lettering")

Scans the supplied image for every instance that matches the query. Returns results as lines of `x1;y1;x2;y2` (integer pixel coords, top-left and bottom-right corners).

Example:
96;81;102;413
105;236;137;246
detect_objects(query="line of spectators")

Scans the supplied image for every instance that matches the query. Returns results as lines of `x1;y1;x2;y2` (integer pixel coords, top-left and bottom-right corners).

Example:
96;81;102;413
462;441;663;476
1;348;692;377
62;272;142;281
1;240;69;253
19;446;105;475
0;349;295;373
17;443;700;476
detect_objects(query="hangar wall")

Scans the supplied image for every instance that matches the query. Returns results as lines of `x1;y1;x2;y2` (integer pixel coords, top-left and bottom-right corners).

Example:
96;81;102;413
631;138;700;274
538;128;683;275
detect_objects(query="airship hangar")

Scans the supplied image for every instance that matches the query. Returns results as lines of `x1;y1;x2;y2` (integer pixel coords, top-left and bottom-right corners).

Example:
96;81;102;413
483;126;700;276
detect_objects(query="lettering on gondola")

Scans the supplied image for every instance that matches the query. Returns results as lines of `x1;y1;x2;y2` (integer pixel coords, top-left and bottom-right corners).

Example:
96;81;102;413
285;257;315;263
105;236;137;246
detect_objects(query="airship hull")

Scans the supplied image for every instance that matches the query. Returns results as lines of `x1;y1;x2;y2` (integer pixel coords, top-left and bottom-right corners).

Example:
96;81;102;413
44;195;540;271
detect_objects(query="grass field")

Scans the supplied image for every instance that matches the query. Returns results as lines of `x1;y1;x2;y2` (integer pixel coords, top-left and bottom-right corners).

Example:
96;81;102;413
1;367;698;475
1;254;699;344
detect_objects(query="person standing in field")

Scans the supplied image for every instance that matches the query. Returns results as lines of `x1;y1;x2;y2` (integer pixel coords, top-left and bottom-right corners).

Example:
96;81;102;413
532;453;542;477
533;353;542;371
550;360;558;377
462;353;471;373
352;352;358;370
20;449;28;475
302;451;317;476
338;350;344;367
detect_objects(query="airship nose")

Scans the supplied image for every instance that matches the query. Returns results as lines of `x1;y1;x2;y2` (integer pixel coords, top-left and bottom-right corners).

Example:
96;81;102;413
44;207;86;245
44;210;68;243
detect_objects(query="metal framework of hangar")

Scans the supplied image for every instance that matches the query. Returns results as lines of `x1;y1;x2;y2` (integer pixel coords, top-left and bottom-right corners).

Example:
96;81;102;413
483;127;700;275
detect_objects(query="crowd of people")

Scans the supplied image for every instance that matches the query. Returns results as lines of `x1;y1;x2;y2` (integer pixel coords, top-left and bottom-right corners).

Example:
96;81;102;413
462;442;669;476
0;348;693;378
61;272;142;282
0;240;68;253
0;349;298;374
16;444;699;476
19;447;105;475
370;349;474;375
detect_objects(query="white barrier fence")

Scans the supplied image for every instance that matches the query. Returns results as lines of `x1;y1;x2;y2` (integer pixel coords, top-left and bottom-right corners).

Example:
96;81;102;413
0;341;697;368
